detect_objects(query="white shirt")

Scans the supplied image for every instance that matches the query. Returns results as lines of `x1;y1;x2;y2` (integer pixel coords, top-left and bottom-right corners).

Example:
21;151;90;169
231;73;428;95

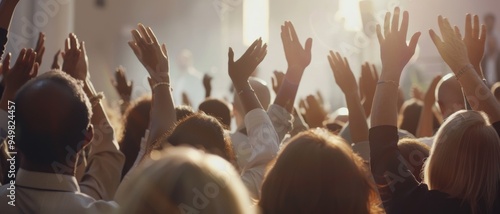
231;105;291;199
0;169;118;214
172;67;204;109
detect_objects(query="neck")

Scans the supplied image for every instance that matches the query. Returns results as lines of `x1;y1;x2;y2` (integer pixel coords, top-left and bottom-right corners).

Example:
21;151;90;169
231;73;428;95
20;155;76;176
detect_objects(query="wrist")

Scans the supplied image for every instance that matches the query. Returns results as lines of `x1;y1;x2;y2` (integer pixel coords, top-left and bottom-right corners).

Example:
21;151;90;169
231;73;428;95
285;66;305;84
232;80;250;91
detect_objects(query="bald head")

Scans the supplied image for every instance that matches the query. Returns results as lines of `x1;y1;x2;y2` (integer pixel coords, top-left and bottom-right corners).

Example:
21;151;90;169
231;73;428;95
436;74;465;118
15;71;92;164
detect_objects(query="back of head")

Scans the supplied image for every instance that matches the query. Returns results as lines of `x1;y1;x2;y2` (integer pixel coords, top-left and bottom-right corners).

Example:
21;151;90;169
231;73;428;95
398;99;423;136
15;71;91;164
397;138;430;182
120;95;152;177
436;74;465;119
175;105;195;121
233;77;271;120
259;129;381;214
118;147;254;214
425;110;500;212
166;113;235;163
198;98;232;129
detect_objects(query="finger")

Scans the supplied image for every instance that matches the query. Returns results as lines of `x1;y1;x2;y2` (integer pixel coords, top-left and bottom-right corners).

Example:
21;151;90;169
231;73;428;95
65;38;70;52
161;44;168;58
31;62;39;77
2;53;11;74
128;41;141;57
480;24;487;44
400;11;409;38
146;27;159;45
16;49;27;65
228;47;234;64
70;33;78;50
376;24;384;44
256;48;267;64
384;12;391;37
391;7;400;33
441;17;455;38
243;38;259;57
129;81;134;89
465;14;472;39
287;21;299;42
138;24;153;44
372;64;379;81
473;15;480;39
251;38;263;57
38;46;45;58
327;53;336;72
408;32;421;53
80;41;87;58
429;29;444;48
131;30;145;46
454;26;463;39
343;57;351;72
304;38;313;53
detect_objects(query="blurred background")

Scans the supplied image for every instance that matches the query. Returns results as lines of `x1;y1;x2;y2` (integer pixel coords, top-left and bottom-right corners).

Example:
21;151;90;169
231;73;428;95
4;0;500;112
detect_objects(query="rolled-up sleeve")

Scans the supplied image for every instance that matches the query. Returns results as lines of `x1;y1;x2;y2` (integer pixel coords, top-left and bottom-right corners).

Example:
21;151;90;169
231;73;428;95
240;108;279;199
79;132;125;201
267;104;293;144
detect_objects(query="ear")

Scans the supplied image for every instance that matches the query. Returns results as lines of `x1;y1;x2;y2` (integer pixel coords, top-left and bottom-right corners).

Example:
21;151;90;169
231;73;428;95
82;124;94;149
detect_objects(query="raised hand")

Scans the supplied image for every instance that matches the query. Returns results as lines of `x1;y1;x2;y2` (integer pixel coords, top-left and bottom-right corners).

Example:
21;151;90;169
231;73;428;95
377;7;421;79
112;66;133;102
228;38;267;88
203;73;213;98
61;33;89;81
299;95;327;128
281;21;312;84
0;49;39;110
271;70;285;95
328;51;357;94
462;14;486;77
51;50;61;70
359;62;378;116
34;32;45;66
424;75;441;107
128;24;169;83
429;16;470;73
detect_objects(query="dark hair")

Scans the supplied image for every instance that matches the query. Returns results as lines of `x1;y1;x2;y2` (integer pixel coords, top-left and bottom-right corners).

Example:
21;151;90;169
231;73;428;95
166;113;235;163
175;105;195;122
15;71;92;164
198;98;231;129
397;138;430;182
399;99;423;136
119;96;151;178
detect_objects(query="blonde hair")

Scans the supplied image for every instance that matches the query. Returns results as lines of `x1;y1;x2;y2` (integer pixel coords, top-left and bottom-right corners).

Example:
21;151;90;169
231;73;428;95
117;147;255;214
259;129;382;214
425;110;500;213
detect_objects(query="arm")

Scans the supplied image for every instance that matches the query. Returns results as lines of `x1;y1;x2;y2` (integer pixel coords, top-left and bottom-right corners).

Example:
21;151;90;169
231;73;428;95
111;66;133;114
359;62;378;117
128;24;175;155
329;52;368;144
0;0;19;58
273;21;312;113
370;8;422;211
203;73;212;98
430;16;500;122
61;33;124;200
229;38;279;198
416;75;441;138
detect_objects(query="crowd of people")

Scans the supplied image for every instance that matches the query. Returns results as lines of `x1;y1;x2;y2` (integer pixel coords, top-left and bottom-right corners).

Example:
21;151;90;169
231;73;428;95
0;0;499;213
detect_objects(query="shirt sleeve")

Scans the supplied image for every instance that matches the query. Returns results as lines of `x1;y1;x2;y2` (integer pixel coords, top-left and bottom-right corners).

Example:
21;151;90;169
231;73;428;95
240;108;279;199
369;125;421;212
267;104;293;144
0;109;8;142
79;133;125;201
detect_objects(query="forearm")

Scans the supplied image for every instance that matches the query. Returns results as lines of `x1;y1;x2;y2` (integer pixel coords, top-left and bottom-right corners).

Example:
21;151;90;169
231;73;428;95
371;70;400;127
234;81;263;114
458;66;500;122
147;85;176;148
416;103;434;137
0;0;19;30
345;92;369;143
274;67;303;113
